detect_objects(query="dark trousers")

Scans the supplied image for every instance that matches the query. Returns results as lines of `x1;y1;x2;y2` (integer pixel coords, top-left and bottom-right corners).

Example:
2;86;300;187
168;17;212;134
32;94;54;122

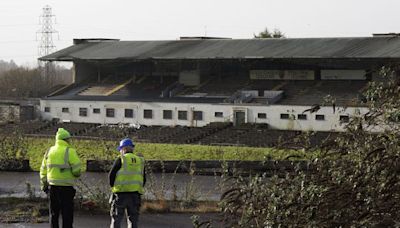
110;192;141;228
49;185;76;228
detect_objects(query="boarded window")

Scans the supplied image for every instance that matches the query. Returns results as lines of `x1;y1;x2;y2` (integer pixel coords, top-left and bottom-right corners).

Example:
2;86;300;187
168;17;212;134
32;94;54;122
214;112;223;118
178;111;187;120
280;113;289;119
316;114;325;121
79;108;88;117
339;115;349;123
298;114;307;120
144;109;153;119
193;111;203;121
257;113;267;119
163;110;173;119
125;109;134;118
106;108;115;118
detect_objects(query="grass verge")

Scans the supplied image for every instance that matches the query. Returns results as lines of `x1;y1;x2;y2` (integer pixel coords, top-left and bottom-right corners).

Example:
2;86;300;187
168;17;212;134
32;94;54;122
12;137;318;171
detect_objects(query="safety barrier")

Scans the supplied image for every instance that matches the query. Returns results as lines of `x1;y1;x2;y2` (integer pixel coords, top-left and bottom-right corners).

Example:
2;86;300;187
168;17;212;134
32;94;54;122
0;159;31;171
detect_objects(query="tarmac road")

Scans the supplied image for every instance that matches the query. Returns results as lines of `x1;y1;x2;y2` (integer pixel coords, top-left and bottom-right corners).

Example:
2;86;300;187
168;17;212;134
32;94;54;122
0;171;224;227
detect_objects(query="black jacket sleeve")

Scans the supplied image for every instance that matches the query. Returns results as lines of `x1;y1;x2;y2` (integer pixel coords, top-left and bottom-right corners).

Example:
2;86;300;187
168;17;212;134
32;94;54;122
109;157;122;187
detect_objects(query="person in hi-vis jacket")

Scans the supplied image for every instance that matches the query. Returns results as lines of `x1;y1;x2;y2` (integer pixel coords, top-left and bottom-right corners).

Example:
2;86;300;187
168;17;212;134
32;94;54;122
40;128;82;228
109;138;146;228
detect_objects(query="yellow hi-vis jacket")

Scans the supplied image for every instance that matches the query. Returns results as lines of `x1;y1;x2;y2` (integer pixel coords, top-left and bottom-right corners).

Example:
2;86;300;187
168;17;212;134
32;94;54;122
40;139;81;188
112;153;144;194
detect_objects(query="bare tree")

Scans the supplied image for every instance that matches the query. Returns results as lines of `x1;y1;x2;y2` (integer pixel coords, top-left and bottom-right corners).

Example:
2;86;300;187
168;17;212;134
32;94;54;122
0;64;72;98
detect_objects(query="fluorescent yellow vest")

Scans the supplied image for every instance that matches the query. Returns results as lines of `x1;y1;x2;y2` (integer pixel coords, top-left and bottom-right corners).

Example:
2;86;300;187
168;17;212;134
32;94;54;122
40;140;81;187
112;153;144;194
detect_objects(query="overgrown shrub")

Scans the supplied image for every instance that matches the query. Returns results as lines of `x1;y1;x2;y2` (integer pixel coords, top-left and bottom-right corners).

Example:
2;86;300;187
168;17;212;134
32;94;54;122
0;133;28;161
75;179;110;211
202;67;400;227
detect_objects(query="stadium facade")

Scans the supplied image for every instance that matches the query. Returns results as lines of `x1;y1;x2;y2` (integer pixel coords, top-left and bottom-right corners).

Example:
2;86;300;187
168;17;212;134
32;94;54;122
39;35;400;132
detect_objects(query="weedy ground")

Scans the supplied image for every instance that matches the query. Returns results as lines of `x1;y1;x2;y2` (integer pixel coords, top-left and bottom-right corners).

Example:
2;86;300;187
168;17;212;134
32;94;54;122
0;197;48;223
0;197;219;224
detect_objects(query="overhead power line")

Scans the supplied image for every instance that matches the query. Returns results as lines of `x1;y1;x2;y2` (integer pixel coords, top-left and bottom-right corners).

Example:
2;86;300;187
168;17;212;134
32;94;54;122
37;5;59;85
37;5;58;57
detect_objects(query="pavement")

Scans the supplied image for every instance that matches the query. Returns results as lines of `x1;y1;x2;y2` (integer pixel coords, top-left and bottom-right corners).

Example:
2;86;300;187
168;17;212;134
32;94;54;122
0;212;221;228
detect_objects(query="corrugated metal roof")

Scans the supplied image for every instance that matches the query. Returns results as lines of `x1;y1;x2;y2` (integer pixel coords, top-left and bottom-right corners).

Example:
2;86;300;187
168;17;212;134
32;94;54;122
44;93;226;103
39;37;400;61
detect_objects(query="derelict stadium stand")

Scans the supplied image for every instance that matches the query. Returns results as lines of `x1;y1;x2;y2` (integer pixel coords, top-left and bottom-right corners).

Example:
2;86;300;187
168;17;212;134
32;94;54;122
32;122;98;136
0;120;339;148
77;75;133;96
199;127;298;147
164;122;232;144
198;125;335;148
247;80;285;91
78;84;118;96
199;126;248;146
195;76;249;97
112;76;178;98
75;125;187;142
278;81;318;104
130;123;231;144
279;80;367;106
135;126;190;143
65;124;220;143
75;124;133;139
0;121;54;135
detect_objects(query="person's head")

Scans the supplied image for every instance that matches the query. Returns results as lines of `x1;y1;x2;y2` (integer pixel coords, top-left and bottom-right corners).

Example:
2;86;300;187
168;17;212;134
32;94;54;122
121;146;134;154
117;138;135;154
56;128;71;142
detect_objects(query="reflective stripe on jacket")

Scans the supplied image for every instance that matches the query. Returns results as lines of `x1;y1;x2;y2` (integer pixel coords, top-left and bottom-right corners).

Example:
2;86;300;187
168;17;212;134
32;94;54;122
112;153;144;194
40;139;81;187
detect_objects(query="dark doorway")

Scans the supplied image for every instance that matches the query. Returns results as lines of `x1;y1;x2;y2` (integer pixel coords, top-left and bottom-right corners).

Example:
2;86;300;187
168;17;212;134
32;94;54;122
234;111;246;126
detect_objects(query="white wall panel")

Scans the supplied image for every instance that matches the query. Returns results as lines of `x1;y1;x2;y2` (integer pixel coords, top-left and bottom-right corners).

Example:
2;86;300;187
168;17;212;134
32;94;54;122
40;100;368;132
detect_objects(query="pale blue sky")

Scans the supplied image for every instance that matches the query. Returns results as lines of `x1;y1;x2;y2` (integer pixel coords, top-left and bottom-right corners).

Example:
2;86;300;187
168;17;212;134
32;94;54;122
1;0;399;65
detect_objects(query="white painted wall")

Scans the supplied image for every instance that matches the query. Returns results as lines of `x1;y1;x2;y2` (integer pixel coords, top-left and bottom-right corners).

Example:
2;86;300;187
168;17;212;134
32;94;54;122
40;100;368;132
